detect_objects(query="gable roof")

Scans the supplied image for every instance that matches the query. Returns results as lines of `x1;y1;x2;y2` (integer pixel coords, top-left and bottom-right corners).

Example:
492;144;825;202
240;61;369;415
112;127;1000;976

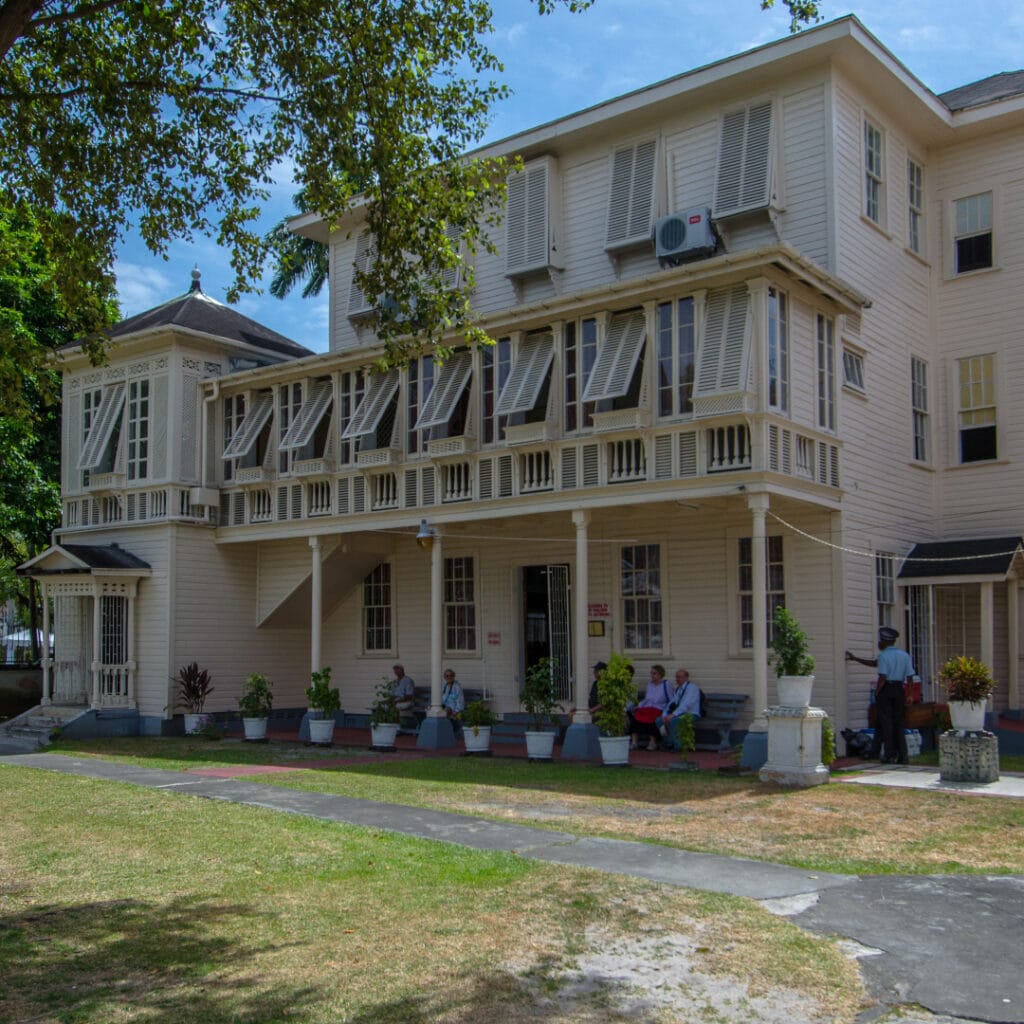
107;269;312;361
898;537;1024;580
940;71;1024;112
18;543;151;576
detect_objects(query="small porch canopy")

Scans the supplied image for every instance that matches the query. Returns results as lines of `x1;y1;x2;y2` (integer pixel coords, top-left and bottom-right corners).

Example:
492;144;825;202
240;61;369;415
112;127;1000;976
898;536;1024;711
18;543;151;708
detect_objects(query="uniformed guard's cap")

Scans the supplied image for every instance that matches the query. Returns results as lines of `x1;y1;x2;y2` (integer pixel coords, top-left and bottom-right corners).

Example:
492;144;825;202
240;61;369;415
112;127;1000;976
878;627;899;642
593;661;608;672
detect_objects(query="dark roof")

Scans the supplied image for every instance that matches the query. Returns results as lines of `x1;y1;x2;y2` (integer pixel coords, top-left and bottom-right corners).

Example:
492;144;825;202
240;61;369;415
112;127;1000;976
107;269;312;361
940;71;1024;111
898;537;1024;580
60;544;151;571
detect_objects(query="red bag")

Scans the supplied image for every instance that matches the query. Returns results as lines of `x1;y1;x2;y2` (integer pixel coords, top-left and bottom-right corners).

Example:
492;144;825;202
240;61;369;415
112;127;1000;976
633;706;661;724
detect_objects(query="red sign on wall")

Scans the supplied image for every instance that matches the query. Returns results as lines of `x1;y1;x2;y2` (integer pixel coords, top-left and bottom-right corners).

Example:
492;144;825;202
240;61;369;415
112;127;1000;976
487;632;501;646
587;603;610;619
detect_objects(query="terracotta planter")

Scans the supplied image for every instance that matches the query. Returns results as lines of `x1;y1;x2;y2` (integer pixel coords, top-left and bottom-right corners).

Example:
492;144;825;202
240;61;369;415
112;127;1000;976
371;722;399;748
308;716;336;744
777;675;815;708
948;699;987;732
525;730;556;760
598;735;630;765
463;725;491;753
242;717;268;741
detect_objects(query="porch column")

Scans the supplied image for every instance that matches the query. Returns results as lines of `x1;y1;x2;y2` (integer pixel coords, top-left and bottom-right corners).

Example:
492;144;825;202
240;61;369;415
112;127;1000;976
126;589;137;708
40;581;51;705
418;526;455;749
740;492;770;768
563;509;601;759
309;535;323;673
1008;582;1020;713
90;585;101;709
981;581;994;719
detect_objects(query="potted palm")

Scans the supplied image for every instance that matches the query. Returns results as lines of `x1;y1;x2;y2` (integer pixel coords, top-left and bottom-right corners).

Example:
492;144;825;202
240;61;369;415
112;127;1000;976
305;666;340;745
238;672;273;741
461;699;496;754
521;657;563;761
594;653;635;765
940;655;995;732
175;661;214;734
369;677;401;750
770;606;816;707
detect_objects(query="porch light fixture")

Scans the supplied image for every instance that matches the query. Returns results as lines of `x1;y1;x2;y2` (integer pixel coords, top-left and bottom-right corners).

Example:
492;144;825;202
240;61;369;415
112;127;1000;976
415;519;436;550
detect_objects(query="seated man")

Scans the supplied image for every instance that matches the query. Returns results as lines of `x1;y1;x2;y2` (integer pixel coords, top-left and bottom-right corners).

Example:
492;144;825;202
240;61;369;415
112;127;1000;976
659;669;701;751
441;668;465;735
391;663;416;726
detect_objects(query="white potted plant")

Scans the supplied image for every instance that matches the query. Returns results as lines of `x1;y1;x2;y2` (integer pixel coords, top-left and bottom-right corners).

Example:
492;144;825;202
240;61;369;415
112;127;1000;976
461;699;496;754
940;655;995;733
174;661;214;734
594;653;635;765
238;672;273;741
369;678;401;750
770;606;816;708
305;667;340;745
521;657;563;761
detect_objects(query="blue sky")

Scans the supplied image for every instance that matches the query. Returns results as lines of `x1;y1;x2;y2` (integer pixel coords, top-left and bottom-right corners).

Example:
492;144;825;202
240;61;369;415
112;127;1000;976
113;1;1024;353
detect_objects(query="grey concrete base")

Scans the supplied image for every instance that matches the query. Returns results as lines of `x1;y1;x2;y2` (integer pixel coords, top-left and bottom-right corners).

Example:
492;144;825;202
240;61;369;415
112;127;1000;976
760;763;830;787
416;715;456;750
560;721;602;760
939;730;999;783
739;728;767;769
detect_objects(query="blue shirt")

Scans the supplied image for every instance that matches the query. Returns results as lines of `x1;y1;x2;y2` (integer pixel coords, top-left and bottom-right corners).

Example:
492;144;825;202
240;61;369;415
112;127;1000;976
877;646;915;682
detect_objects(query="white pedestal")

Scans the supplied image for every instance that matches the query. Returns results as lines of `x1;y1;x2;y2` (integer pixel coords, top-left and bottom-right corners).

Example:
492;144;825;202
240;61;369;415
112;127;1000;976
759;705;830;787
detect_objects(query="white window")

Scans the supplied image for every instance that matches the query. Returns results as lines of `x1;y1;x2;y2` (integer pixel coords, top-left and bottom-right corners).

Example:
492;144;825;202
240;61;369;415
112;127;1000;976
767;288;789;413
277;382;302;473
816;315;836;432
414;351;473;435
656;297;695;418
581;310;646;404
907;159;924;254
954;192;993;273
337;370;365;465
494;332;554;417
481;337;511;444
363;563;393;653
738;535;784;650
222;394;246;481
841;347;865;393
911;356;929;462
714;101;774;217
222;390;273;462
347;229;376;318
958;354;997;463
605;138;657;251
444;556;476;651
695;285;750;398
406;356;434;455
81;385;104;483
342;369;400;443
864;119;884;225
278;378;333;452
875;552;896;630
77;382;126;473
505;156;557;276
126;378;150;480
621;543;662;651
564;319;597;431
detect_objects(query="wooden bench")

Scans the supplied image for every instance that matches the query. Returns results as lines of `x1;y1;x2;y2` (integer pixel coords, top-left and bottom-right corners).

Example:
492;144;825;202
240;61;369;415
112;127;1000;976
695;692;749;752
406;685;484;734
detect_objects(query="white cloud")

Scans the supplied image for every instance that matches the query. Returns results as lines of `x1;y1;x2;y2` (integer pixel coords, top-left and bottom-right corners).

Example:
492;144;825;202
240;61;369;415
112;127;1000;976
115;262;174;317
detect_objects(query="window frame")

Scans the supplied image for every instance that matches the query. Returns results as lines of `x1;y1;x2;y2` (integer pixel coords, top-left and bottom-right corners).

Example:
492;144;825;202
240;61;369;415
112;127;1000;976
907;157;924;255
125;377;151;481
735;534;785;654
656;296;695;419
816;314;837;432
620;543;664;653
863;118;885;227
77;382;126;473
362;562;394;654
957;353;998;464
766;287;789;413
481;337;511;445
953;192;994;275
875;551;896;631
564;318;597;432
443;555;477;653
841;346;866;394
911;356;929;463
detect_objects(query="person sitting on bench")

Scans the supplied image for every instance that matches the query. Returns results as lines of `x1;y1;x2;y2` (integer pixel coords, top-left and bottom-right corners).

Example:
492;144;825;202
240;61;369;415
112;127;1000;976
628;664;671;751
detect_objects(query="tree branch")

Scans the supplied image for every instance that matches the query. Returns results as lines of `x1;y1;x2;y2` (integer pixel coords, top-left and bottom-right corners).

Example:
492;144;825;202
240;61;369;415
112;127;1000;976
0;0;46;61
24;0;128;31
0;77;287;102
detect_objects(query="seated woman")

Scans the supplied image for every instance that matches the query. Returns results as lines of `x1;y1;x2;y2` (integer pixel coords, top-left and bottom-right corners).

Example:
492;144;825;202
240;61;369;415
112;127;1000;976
628;664;672;751
441;668;465;735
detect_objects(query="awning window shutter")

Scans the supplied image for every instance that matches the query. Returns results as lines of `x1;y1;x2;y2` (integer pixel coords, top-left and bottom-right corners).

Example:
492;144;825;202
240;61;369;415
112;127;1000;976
221;391;273;460
694;286;750;395
278;380;333;450
347;230;376;317
341;369;400;439
714;101;773;217
76;383;126;470
440;223;463;291
581;311;647;402
606;139;657;248
505;159;551;274
414;352;473;430
493;334;554;416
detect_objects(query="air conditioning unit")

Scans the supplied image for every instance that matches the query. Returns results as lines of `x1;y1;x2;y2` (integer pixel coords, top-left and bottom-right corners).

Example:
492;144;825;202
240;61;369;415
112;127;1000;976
654;207;717;265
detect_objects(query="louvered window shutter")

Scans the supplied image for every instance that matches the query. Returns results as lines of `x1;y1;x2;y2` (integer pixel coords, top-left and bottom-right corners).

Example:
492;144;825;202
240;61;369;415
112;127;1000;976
606;139;657;248
505;159;551;275
694;286;750;395
493;334;554;416
347;230;376;317
440;223;463;291
279;381;334;450
415;352;473;430
714;101;773;217
222;391;274;459
581;312;647;402
342;369;400;439
77;383;126;470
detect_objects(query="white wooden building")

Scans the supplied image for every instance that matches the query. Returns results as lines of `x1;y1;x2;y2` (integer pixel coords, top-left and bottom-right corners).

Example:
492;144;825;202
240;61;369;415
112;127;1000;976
19;16;1024;753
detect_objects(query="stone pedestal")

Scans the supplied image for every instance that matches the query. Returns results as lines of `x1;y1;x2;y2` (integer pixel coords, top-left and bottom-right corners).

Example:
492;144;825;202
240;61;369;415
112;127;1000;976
939;731;999;783
759;706;829;787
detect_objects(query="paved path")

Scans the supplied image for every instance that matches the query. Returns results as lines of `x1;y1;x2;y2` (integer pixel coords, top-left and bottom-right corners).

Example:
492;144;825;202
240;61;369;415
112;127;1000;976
3;751;1021;1024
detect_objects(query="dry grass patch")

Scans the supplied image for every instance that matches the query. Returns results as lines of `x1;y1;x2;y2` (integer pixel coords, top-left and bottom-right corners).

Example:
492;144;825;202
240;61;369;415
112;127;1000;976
0;765;865;1024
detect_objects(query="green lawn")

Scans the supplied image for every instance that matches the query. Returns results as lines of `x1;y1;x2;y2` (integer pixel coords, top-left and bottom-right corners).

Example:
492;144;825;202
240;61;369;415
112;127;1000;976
0;765;865;1024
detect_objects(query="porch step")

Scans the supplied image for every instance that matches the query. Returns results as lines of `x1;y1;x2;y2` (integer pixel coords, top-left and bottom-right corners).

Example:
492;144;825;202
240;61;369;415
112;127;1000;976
0;704;88;750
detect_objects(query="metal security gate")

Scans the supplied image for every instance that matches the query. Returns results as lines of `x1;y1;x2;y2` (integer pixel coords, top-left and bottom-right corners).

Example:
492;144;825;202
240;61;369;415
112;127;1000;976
521;564;573;703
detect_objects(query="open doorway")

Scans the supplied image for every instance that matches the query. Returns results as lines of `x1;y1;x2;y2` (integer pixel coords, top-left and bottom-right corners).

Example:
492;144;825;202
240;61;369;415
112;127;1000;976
521;564;572;702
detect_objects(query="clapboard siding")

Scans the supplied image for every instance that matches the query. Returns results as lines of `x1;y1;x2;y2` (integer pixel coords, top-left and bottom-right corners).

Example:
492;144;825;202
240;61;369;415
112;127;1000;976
780;84;829;266
256;536;317;623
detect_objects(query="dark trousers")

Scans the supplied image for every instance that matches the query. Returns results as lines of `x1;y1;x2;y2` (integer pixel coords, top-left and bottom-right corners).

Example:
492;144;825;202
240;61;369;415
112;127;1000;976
875;681;908;763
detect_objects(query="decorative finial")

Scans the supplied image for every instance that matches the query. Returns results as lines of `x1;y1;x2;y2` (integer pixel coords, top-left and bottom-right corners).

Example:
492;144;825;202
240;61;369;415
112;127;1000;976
189;265;202;293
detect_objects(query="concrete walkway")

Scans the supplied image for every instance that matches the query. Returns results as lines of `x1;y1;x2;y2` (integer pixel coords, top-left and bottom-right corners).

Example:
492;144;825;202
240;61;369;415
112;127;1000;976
3;750;1022;1024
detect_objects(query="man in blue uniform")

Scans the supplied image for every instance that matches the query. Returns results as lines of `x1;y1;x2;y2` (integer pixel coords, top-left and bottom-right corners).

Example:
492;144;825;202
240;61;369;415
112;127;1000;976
846;626;915;764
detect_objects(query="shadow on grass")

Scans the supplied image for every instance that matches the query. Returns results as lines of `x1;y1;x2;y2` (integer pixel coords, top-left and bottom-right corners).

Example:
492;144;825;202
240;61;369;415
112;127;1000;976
0;895;316;1023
